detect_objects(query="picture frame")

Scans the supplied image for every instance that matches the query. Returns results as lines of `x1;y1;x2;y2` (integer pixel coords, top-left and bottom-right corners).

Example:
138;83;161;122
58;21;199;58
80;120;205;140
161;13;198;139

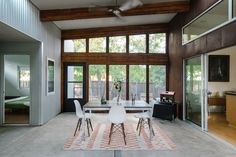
47;58;55;95
208;55;229;82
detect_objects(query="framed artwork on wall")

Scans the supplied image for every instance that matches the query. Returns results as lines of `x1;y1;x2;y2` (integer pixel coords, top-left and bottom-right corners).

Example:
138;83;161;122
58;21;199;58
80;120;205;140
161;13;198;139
47;58;55;95
208;55;229;82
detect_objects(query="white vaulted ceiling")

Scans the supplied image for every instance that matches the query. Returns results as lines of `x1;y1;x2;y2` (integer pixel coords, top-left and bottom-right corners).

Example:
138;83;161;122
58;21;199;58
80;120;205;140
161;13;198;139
30;0;188;30
54;14;176;30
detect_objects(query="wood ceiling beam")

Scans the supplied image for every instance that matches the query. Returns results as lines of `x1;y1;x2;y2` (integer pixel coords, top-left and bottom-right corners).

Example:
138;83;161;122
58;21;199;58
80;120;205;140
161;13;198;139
61;23;168;39
40;1;189;21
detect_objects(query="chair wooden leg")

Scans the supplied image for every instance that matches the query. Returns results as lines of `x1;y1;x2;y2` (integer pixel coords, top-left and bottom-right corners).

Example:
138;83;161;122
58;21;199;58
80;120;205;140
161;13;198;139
108;123;114;144
121;123;126;145
78;118;82;131
136;118;141;131
148;118;155;136
74;119;81;136
86;119;90;136
89;119;93;131
139;118;143;136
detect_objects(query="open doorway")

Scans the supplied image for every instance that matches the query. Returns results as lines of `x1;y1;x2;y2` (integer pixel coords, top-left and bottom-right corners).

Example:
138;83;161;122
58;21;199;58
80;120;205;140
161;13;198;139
207;45;236;146
3;55;30;124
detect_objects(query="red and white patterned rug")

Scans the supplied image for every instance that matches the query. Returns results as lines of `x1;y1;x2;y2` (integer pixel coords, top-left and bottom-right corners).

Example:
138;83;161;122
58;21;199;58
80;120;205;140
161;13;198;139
64;122;176;150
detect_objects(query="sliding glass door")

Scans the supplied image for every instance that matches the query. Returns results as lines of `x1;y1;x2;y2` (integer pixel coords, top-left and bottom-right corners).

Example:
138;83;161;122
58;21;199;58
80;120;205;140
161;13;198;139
185;56;203;126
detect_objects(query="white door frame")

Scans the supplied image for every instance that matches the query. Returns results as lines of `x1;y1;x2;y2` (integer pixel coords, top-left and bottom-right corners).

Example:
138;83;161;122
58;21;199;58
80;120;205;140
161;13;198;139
203;54;209;131
0;54;5;125
1;54;31;125
183;54;209;131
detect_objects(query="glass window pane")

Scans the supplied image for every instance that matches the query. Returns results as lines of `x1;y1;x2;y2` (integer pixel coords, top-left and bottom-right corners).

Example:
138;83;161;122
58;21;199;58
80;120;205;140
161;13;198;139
109;65;126;100
67;66;83;82
89;65;106;100
89;37;106;53
234;0;236;17
64;39;86;53
129;65;146;100
19;66;30;88
67;83;83;99
149;65;166;101
149;33;166;54
109;36;126;53
183;0;228;43
129;34;146;53
185;57;202;126
67;66;83;99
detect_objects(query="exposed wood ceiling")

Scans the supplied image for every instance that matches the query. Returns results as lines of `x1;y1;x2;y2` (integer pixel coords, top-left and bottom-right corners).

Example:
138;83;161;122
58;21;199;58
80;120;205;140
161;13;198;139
62;23;169;39
30;0;190;30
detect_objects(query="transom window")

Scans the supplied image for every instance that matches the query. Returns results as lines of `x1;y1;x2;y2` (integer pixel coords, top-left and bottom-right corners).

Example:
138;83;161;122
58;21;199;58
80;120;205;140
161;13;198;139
63;33;166;54
149;33;166;53
64;39;86;53
109;36;126;53
129;34;146;53
89;37;106;53
183;0;229;44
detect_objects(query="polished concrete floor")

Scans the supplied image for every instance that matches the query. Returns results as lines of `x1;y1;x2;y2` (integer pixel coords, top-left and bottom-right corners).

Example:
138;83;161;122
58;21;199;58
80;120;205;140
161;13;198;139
0;113;236;157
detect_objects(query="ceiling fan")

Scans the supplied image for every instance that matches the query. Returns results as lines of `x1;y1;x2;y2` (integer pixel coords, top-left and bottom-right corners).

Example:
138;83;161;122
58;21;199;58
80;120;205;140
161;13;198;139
89;0;143;18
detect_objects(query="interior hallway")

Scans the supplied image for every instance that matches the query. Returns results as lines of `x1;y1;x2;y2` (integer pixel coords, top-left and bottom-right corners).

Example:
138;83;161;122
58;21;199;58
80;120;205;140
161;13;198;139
0;113;236;157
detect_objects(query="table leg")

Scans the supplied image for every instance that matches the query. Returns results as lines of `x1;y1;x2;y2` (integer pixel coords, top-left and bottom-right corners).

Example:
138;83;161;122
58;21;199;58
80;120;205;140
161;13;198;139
149;109;154;140
114;150;121;157
81;110;86;141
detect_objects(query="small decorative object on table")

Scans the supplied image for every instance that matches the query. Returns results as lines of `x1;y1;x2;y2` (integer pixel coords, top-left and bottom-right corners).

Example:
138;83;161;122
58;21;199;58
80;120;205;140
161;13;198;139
131;93;136;105
101;96;107;104
114;80;122;104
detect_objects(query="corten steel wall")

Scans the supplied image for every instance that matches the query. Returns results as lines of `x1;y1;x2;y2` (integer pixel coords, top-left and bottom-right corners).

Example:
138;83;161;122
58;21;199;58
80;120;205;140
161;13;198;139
168;0;236;104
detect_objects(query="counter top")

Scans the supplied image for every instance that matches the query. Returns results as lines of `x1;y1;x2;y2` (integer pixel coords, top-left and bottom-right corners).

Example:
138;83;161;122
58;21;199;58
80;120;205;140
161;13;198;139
225;91;236;96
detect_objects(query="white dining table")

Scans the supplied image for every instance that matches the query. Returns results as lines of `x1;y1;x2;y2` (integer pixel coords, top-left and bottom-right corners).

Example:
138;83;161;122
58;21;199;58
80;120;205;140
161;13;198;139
83;100;154;157
83;100;153;138
84;100;152;111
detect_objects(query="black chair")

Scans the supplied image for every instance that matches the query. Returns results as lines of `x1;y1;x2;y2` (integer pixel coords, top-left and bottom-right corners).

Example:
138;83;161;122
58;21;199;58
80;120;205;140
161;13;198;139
152;102;177;121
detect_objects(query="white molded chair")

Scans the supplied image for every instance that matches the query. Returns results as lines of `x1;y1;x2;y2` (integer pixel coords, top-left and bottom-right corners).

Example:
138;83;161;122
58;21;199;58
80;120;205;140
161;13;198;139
74;100;93;136
135;99;155;136
108;105;127;145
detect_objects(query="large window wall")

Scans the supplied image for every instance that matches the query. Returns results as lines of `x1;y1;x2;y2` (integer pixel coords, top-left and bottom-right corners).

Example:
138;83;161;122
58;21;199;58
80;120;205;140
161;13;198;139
62;25;168;104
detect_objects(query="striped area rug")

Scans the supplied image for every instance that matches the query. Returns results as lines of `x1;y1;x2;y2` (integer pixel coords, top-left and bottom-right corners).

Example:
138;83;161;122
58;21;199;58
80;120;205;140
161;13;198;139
64;122;176;150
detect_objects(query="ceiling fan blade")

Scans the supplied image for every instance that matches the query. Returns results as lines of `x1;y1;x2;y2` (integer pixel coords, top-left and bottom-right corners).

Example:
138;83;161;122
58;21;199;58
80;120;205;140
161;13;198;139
119;0;143;12
88;4;109;12
112;10;123;19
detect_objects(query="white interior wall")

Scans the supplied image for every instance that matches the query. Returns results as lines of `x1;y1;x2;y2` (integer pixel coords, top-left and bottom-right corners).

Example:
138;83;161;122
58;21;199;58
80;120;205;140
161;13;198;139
208;46;236;96
0;0;61;125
